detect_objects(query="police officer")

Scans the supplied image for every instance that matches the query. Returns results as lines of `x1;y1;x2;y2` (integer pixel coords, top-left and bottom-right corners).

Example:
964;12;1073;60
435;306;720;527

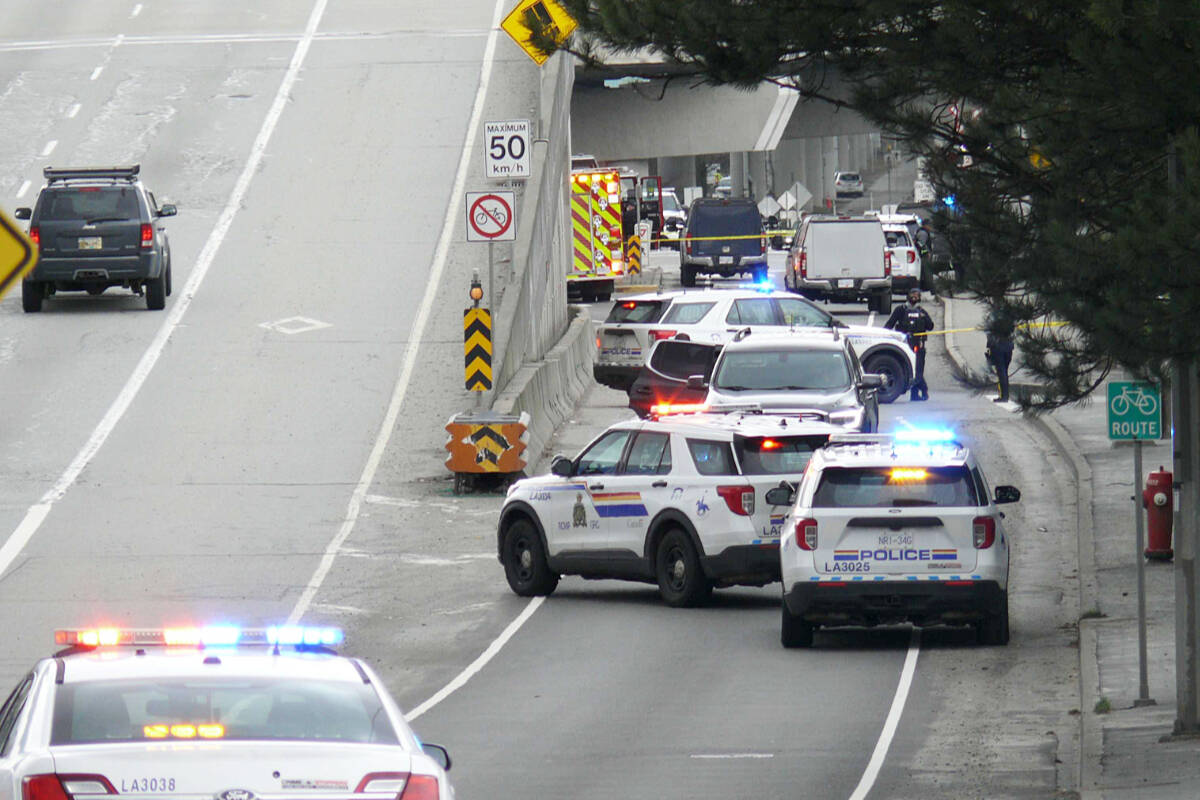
985;309;1016;403
885;288;935;401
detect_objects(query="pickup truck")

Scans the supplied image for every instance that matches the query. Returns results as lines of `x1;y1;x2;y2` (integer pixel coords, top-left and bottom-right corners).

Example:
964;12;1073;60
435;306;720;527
784;215;892;313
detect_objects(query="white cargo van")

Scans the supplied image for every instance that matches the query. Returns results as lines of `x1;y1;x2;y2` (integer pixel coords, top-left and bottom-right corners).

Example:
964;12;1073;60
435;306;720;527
785;215;892;313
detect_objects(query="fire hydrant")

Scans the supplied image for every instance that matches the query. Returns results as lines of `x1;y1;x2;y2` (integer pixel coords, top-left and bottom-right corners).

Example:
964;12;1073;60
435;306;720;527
1142;467;1174;561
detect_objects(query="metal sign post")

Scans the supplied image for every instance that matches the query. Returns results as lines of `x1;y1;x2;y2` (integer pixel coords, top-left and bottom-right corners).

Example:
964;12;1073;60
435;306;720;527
1108;380;1162;707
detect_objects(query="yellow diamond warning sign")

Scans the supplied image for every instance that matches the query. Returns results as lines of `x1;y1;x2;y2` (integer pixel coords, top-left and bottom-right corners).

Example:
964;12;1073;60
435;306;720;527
0;209;36;302
501;0;577;66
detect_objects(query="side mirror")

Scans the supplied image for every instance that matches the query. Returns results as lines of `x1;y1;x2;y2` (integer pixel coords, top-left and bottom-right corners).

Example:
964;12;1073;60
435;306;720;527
13;208;31;220
421;742;452;771
157;204;177;217
550;455;574;478
686;374;707;391
860;373;884;389
764;484;795;507
994;485;1021;504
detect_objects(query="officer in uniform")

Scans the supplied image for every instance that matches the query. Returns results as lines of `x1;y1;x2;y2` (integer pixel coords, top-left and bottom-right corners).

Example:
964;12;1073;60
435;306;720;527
985;309;1016;402
885;288;935;401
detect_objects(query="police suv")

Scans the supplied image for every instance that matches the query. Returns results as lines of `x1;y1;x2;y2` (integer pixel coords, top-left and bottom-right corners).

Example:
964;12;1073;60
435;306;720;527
774;431;1021;647
498;411;841;606
0;626;454;800
594;288;916;403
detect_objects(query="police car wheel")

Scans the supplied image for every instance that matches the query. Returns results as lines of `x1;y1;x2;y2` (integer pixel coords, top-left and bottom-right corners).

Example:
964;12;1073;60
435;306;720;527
502;518;559;597
781;602;814;648
655;528;712;607
976;596;1010;646
864;353;906;404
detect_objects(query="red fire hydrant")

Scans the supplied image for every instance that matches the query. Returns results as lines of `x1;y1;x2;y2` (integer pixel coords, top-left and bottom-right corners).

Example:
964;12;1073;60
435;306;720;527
1142;467;1174;561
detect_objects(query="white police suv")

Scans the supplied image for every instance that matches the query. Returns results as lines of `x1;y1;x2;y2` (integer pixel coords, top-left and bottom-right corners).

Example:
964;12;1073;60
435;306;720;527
594;289;916;403
498;411;842;606
775;431;1021;647
0;626;454;800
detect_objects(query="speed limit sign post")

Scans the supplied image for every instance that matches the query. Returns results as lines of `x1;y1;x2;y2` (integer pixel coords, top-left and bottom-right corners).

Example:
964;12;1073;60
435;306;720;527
484;120;531;179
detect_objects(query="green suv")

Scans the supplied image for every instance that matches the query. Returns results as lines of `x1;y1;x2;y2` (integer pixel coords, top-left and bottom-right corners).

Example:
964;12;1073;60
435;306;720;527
15;165;177;312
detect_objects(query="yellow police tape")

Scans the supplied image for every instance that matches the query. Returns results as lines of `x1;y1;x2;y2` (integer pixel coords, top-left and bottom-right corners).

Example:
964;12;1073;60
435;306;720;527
914;320;1069;337
648;231;796;245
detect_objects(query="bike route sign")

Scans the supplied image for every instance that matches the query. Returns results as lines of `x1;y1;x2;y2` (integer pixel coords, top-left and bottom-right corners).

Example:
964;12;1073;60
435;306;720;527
1107;381;1161;441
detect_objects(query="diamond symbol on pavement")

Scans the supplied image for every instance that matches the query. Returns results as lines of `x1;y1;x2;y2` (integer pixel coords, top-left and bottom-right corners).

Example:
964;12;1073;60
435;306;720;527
258;316;332;335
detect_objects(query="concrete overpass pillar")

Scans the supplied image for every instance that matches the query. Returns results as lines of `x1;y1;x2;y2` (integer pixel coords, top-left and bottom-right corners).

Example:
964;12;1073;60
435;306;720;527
748;150;769;198
656;156;698;197
837;135;851;173
730;151;746;197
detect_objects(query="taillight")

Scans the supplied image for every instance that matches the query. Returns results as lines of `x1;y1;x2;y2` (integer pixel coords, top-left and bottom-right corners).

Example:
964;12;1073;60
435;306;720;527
29;226;40;246
798;250;807;278
907;250;916;263
595;336;602;349
648;329;677;341
24;775;116;800
972;516;996;549
397;775;440;800
884;251;892;276
760;236;766;254
685;238;691;255
140;223;153;248
795;517;818;550
716;485;755;516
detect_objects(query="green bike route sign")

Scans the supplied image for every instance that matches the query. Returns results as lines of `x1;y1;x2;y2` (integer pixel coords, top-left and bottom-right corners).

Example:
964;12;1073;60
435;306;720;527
1107;381;1161;441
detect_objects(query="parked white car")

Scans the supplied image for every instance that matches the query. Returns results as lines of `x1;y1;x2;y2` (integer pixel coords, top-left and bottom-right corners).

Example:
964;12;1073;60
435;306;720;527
593;288;917;403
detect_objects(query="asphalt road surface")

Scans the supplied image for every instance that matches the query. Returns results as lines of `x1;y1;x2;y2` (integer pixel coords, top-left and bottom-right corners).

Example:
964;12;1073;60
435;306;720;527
0;6;1079;798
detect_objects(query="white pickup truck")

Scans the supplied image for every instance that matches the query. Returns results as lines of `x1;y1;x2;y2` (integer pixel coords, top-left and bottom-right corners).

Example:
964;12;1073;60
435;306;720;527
785;215;893;313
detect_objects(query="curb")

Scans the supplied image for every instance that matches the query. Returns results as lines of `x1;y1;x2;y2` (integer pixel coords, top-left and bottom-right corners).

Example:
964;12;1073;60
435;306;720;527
943;295;1100;796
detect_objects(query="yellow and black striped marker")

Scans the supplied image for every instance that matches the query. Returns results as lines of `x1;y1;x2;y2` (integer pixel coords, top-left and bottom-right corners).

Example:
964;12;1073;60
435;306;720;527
444;412;531;475
464;308;493;391
625;234;642;275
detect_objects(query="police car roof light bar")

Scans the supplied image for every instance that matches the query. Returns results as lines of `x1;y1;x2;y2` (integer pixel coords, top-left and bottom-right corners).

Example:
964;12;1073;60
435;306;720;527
54;625;344;649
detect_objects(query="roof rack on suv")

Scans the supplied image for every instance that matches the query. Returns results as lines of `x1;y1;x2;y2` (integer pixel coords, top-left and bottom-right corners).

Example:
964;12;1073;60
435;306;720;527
43;165;140;184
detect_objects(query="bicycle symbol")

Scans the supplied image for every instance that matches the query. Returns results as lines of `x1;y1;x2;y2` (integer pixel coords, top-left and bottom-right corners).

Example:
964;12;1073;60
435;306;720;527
1110;385;1158;417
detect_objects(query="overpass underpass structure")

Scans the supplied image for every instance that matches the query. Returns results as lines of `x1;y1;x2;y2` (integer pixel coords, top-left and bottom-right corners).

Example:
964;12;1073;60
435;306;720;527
570;56;891;212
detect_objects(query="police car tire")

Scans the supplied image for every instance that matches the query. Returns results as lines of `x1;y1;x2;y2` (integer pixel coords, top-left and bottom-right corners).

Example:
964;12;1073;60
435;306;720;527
866;293;878;313
876;289;892;315
681;264;696;288
977;596;1010;646
501;518;559;597
655;528;712;607
780;602;814;648
864;353;906;405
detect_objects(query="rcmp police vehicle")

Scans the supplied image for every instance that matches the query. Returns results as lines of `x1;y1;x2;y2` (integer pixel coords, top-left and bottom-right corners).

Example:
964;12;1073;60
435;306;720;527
0;626;454;800
594;289;916;403
775;431;1021;647
497;411;841;607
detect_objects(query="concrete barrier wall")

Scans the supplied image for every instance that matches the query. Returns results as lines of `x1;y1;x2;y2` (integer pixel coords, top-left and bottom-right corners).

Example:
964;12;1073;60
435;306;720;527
491;54;594;464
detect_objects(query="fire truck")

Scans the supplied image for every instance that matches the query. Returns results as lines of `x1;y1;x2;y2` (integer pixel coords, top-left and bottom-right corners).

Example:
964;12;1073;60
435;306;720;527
567;166;625;302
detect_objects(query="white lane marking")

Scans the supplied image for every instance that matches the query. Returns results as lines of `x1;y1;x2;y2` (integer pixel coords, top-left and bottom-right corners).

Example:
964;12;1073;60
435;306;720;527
131;3;143;17
397;554;494;567
867;311;876;326
89;66;103;80
0;0;329;580
286;0;506;628
16;180;30;199
691;753;774;760
40;140;56;157
257;316;332;335
0;30;488;53
67;103;81;118
847;628;921;800
407;596;543;722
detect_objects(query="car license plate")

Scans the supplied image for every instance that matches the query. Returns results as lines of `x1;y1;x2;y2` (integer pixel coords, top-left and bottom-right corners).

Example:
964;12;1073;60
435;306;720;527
838;278;854;288
78;236;102;250
719;256;733;264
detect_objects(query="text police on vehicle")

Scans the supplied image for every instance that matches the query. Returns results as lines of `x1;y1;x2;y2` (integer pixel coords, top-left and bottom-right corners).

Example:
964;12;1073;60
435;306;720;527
773;430;1021;647
497;412;842;607
0;626;454;800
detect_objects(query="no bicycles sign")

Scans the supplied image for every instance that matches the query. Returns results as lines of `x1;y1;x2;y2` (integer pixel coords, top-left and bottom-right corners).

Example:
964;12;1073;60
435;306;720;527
1107;381;1161;440
465;191;516;242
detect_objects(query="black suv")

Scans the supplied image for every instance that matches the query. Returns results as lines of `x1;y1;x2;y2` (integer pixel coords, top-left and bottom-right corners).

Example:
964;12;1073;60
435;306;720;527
15;165;176;312
679;198;767;286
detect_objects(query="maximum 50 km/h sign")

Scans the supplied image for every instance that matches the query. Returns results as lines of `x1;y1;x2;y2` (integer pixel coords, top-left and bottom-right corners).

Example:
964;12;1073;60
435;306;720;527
485;119;531;179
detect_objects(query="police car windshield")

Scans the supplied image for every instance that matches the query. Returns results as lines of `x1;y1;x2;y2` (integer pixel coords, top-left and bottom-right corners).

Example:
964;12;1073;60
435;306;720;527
735;435;828;475
50;678;399;745
713;350;850;391
812;466;981;508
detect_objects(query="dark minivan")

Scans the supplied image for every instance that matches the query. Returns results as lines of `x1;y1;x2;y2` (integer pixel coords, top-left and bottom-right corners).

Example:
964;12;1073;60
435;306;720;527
679;198;767;287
